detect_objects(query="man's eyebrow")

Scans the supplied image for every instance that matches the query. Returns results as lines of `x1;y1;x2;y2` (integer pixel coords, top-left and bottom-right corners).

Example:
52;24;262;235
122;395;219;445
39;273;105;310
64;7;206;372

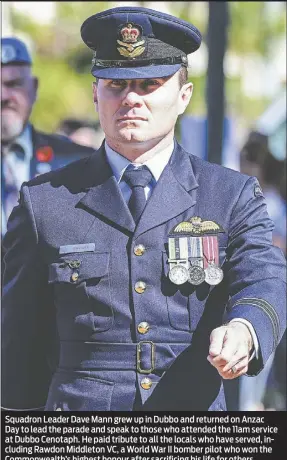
4;77;25;85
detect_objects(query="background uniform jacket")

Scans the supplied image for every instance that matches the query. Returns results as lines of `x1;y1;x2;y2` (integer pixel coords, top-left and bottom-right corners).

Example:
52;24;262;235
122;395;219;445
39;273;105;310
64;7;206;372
30;126;94;175
1;126;94;236
2;141;286;411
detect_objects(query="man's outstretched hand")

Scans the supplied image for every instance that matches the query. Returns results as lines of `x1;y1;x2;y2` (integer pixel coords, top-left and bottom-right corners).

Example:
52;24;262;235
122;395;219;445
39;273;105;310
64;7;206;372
207;322;253;379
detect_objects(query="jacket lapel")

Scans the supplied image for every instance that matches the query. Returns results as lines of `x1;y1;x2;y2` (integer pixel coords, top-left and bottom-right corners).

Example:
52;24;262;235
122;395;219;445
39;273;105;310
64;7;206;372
78;145;135;233
135;142;199;237
66;141;198;237
30;127;39;177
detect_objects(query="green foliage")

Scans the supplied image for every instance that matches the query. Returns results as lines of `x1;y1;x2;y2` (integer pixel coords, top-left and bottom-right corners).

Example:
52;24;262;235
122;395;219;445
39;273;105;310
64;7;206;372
228;2;286;56
30;56;96;132
229;2;266;55
9;1;286;133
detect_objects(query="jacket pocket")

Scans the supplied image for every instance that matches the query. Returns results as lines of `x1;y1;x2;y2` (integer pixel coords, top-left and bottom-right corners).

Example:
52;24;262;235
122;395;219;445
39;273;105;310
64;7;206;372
45;370;114;411
48;252;113;333
163;248;227;332
49;252;110;285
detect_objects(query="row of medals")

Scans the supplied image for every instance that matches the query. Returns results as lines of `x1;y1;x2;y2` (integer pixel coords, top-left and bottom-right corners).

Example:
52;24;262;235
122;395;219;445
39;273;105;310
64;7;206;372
168;258;223;286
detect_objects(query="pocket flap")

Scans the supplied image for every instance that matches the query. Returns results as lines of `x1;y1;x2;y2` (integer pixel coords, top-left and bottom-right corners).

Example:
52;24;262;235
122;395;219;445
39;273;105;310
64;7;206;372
49;252;110;284
46;370;114;411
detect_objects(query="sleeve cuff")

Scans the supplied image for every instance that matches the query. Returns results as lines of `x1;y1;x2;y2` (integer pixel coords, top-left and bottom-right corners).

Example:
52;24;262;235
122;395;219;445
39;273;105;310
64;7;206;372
229;318;259;361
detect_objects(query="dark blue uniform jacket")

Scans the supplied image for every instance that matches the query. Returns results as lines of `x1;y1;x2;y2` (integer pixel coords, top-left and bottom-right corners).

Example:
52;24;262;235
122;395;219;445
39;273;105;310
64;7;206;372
2;141;286;411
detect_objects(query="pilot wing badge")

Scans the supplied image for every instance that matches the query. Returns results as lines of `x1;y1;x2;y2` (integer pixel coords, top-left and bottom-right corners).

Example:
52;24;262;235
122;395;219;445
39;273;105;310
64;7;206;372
168;217;225;287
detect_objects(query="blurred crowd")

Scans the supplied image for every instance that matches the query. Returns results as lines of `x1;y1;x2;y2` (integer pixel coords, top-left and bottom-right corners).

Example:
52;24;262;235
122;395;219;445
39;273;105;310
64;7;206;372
237;132;286;412
1;36;286;411
56;118;105;149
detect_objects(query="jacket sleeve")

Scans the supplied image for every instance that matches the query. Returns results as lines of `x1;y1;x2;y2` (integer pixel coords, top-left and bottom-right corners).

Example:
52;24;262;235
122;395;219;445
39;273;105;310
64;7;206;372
1;184;58;410
223;176;286;375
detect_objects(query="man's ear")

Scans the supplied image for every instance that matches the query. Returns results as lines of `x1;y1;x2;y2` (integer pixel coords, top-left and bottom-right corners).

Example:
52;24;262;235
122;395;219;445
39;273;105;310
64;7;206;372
92;81;98;111
33;77;39;101
178;82;193;116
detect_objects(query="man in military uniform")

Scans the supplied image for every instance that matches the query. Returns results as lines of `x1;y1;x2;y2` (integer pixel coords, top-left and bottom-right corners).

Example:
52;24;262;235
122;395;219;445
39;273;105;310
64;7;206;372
1;37;94;234
2;7;286;411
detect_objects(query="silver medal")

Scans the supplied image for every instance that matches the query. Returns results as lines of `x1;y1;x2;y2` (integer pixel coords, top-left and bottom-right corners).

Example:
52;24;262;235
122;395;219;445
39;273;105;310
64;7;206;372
190;257;203;267
204;262;224;285
169;264;189;285
188;264;205;285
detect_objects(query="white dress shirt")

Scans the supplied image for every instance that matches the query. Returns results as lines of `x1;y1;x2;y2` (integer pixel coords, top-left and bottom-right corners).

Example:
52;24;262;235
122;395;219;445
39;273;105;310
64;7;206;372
105;140;175;202
2;124;33;234
3;124;33;189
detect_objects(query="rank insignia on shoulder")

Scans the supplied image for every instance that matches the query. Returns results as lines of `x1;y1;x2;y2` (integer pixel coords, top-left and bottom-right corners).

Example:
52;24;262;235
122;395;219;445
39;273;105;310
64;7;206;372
254;183;264;197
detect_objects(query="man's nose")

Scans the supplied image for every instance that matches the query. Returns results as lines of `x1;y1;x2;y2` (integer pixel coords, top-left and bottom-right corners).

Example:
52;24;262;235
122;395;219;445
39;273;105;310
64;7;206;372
122;87;143;108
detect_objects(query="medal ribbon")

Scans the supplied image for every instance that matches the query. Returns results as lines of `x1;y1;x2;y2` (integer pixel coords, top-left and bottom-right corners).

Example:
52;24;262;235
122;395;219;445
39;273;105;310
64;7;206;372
168;237;190;275
168;237;189;261
189;237;204;267
202;236;219;268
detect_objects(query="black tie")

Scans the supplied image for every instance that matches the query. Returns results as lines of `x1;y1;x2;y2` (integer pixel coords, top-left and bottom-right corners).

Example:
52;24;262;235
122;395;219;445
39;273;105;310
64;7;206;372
123;165;153;224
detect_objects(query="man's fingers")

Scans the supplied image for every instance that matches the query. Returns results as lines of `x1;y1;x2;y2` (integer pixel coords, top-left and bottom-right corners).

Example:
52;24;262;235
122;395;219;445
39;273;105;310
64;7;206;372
208;323;253;379
222;350;249;373
208;326;238;365
209;326;228;357
225;363;249;379
211;355;249;380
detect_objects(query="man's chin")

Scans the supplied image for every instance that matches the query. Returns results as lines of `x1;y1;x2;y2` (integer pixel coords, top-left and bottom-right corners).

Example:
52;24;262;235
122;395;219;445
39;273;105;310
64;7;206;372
1;115;24;143
118;129;147;143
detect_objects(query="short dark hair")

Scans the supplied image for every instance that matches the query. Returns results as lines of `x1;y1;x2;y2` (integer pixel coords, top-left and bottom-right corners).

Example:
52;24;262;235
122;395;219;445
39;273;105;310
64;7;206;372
178;66;188;88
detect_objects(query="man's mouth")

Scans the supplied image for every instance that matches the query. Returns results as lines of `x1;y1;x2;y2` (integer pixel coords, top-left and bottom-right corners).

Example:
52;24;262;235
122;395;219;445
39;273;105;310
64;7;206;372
118;116;147;121
1;106;17;113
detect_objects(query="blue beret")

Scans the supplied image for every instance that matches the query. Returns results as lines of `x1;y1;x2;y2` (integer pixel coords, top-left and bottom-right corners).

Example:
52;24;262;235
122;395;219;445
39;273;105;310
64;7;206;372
81;6;202;79
1;37;32;65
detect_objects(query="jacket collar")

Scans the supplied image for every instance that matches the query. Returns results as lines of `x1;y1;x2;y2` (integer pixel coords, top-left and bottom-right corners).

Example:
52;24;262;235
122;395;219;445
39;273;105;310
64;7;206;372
79;140;199;235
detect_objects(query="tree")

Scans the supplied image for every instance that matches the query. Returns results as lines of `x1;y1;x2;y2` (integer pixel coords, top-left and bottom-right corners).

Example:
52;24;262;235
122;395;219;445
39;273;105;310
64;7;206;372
206;2;229;164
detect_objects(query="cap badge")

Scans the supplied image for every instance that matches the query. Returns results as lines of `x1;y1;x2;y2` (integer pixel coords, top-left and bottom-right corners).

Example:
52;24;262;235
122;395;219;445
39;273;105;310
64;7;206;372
117;23;145;59
2;44;17;64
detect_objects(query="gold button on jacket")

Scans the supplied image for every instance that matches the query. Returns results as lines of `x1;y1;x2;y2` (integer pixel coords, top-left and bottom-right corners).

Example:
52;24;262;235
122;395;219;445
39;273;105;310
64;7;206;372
137;322;150;334
134;244;145;256
134;281;146;294
71;272;79;282
141;377;152;390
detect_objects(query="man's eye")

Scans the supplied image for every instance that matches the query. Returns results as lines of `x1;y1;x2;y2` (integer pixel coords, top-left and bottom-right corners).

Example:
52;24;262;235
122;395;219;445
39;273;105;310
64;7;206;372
145;79;160;86
110;80;126;88
141;79;161;89
7;80;23;88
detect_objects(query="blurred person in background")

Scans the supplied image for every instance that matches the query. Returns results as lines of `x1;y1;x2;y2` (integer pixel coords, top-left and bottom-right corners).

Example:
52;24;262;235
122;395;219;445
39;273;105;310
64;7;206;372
239;131;286;255
237;131;286;411
263;330;286;411
1;37;94;235
56;118;105;149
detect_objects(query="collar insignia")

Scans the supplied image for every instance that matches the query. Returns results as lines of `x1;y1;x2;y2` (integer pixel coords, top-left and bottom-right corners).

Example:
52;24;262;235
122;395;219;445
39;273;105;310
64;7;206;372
117;23;145;59
171;216;225;236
